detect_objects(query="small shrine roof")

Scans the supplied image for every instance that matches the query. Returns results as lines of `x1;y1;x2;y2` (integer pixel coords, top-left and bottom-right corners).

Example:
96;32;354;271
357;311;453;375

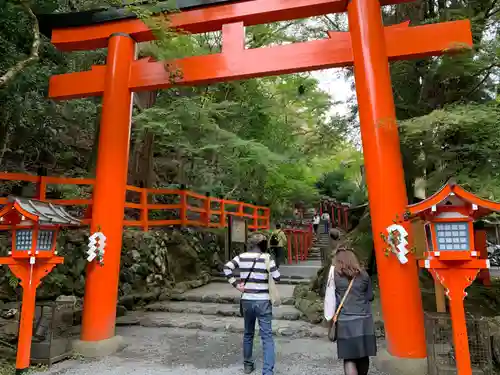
0;196;80;225
406;180;500;219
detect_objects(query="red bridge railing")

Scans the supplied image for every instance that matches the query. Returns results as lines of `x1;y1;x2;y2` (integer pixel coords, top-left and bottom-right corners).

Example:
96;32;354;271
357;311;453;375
283;225;313;264
319;200;350;230
0;173;270;231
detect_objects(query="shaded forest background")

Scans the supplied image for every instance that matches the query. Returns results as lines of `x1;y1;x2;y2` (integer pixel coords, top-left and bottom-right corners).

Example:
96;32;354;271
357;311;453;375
0;0;499;219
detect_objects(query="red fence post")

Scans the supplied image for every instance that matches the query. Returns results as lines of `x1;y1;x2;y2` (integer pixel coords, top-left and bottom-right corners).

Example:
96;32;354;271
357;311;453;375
36;176;47;201
286;231;292;264
179;185;187;227
300;231;306;260
294;231;299;263
204;192;211;227
220;198;226;228
141;188;149;232
343;207;348;230
253;206;258;230
265;207;271;229
307;224;313;257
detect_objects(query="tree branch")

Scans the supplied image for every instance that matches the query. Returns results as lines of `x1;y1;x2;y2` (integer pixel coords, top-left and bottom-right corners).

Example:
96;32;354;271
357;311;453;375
224;183;240;199
0;0;41;88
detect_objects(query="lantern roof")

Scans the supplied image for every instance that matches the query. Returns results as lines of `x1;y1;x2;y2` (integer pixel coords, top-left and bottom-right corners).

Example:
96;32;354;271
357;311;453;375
406;180;500;219
0;196;80;225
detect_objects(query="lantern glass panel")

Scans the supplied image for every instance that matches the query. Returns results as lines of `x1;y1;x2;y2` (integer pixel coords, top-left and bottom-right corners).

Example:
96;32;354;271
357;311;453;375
15;229;33;251
37;230;54;251
425;223;434;252
435;222;469;251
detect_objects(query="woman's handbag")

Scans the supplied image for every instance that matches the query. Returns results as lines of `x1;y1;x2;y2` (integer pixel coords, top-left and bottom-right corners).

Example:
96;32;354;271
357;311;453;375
264;254;281;306
328;276;355;342
239;256;259;316
324;265;336;321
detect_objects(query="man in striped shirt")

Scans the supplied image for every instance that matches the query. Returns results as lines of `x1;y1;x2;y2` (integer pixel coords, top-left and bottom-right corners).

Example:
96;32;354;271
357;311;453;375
224;232;280;375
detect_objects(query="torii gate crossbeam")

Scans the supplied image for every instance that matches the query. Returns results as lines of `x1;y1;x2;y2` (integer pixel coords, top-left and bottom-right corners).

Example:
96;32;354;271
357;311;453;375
39;0;473;365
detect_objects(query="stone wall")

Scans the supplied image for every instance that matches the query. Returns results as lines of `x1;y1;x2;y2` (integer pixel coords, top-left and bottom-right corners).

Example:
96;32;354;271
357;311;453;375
0;227;225;349
0;227;224;303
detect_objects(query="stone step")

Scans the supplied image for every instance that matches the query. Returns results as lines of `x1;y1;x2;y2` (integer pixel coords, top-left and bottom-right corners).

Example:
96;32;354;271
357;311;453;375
145;301;304;320
212;271;310;281
210;276;310;285
167;283;296;306
116;311;327;339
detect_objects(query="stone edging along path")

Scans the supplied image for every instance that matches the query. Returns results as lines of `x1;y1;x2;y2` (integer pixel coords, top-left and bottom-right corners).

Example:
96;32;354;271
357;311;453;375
116;311;328;339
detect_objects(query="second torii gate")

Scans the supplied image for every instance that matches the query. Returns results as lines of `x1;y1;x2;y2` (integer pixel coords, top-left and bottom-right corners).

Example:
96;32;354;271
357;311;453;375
39;0;473;361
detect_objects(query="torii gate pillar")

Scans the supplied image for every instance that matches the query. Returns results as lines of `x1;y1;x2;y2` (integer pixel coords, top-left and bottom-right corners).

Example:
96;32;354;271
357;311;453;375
80;34;135;342
348;0;426;358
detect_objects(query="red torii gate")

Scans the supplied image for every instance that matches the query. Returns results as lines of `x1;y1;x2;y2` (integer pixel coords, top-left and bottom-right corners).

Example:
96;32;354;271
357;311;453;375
41;0;472;360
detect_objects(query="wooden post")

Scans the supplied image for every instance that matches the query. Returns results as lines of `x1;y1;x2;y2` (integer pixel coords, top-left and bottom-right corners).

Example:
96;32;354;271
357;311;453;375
179;185;187;227
204;192;211;227
252;205;258;230
432;268;479;375
16;274;37;373
81;33;135;342
286;231;292;264
343;207;348;231
140;188;149;232
294;231;299;263
475;230;491;286
220;196;227;228
347;0;426;357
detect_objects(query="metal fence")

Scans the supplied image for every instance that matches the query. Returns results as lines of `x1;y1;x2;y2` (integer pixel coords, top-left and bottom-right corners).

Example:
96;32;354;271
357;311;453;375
425;312;494;375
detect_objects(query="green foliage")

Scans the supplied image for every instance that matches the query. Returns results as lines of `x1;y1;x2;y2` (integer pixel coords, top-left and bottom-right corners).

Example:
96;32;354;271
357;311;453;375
401;102;500;198
315;147;367;206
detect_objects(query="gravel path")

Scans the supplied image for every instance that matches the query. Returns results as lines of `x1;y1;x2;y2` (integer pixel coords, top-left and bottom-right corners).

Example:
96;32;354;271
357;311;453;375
32;326;387;375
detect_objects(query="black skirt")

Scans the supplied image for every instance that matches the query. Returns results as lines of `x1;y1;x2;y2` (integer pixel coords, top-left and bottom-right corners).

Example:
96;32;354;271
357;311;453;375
336;314;377;359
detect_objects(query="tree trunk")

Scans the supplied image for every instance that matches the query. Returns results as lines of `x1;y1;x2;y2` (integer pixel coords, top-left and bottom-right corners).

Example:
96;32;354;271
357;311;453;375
131;129;155;188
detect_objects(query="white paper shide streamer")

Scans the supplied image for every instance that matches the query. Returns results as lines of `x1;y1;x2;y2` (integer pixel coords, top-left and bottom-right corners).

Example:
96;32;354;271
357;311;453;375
87;232;106;265
386;224;409;264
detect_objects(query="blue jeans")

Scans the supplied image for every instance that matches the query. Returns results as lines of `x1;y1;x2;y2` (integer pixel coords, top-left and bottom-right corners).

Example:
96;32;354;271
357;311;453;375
324;221;329;234
241;299;275;375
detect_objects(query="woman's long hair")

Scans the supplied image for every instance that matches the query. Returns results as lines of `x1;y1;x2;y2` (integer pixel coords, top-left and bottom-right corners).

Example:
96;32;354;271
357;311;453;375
334;247;362;279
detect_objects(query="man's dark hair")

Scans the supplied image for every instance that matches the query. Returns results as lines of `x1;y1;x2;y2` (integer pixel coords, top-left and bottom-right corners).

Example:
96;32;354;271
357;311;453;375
258;239;269;253
276;223;281;229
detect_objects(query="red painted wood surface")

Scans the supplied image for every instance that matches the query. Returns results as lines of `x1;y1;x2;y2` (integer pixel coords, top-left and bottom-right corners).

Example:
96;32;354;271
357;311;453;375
49;0;415;51
0;172;270;231
49;20;472;100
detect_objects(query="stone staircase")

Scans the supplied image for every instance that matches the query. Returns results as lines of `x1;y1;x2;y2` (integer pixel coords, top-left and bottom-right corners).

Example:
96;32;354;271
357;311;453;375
116;283;327;339
113;221;335;341
308;231;329;261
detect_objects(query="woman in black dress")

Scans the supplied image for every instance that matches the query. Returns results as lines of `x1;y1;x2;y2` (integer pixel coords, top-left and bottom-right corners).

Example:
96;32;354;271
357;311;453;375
334;248;377;375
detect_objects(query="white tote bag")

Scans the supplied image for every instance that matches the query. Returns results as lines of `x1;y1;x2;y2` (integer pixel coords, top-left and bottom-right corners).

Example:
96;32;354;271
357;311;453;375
324;265;336;321
265;254;281;306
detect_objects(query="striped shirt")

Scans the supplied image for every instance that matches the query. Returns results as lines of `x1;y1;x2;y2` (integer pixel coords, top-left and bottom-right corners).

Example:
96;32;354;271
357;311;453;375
224;249;281;301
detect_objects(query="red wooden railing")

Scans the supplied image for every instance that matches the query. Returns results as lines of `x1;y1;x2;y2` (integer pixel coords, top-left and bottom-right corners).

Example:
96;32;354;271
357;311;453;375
283;226;313;264
319;200;350;231
0;173;270;231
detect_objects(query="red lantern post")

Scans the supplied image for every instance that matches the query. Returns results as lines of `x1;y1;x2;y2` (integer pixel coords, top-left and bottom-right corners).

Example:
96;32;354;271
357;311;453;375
0;196;79;374
406;181;495;375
